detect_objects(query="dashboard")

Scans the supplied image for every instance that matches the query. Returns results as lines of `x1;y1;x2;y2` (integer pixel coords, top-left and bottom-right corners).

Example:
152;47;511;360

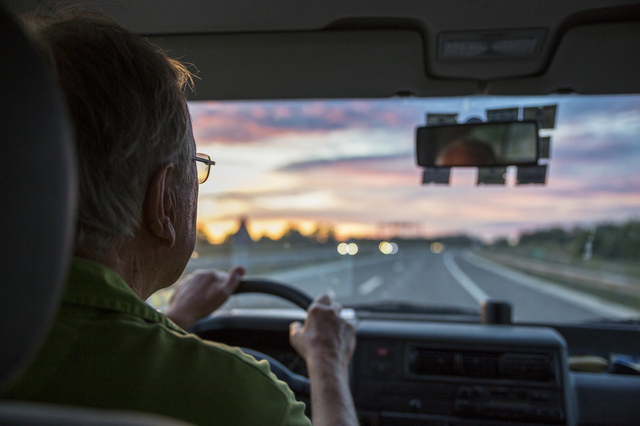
190;312;640;426
353;322;570;425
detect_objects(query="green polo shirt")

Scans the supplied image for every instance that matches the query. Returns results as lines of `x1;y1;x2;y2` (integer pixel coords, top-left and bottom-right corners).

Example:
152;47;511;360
6;257;310;426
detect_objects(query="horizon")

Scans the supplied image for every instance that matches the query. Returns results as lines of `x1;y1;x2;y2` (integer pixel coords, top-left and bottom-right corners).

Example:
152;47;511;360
196;215;640;247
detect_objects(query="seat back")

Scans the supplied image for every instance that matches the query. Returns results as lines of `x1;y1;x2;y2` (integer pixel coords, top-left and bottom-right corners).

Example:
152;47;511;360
0;3;77;394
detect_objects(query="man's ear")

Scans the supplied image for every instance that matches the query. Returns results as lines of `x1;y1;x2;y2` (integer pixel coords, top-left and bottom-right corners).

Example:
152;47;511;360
144;163;176;248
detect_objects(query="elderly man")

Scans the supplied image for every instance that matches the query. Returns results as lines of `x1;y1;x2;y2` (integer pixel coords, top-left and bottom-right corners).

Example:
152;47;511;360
8;11;357;426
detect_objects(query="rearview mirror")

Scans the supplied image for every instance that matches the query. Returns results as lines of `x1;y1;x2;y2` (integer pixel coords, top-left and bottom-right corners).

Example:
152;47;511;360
416;121;539;167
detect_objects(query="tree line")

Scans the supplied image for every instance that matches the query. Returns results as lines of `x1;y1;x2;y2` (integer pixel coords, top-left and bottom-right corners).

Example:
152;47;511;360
494;219;640;261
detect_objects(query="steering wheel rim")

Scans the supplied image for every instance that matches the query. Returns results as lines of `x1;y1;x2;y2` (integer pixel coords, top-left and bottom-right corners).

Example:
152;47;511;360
218;278;314;398
234;278;314;310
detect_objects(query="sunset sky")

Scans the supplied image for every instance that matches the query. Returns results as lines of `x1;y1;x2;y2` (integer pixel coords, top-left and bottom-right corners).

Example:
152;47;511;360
189;95;640;244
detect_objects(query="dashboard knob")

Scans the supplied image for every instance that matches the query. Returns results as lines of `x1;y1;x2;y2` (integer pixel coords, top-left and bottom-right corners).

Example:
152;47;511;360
482;300;512;324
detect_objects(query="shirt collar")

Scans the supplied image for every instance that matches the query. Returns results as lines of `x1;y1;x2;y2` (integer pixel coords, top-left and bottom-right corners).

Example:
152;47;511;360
63;257;185;334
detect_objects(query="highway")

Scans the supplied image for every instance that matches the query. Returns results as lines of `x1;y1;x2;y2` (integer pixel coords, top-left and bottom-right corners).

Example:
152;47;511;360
216;248;640;324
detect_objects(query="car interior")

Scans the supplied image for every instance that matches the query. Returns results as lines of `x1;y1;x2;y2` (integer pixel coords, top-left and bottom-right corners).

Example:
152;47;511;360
2;1;640;425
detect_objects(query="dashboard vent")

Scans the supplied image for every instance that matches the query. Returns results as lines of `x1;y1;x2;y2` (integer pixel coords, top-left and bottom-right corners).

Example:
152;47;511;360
408;350;456;376
406;347;554;382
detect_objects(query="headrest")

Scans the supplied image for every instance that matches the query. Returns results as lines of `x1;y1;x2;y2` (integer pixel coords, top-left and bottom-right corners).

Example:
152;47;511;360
0;5;77;394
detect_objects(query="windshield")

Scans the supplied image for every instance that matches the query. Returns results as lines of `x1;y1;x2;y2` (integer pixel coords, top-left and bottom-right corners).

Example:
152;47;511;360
148;95;640;324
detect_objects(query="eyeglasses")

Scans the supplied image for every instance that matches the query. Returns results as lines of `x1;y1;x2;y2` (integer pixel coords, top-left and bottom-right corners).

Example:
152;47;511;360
192;153;215;184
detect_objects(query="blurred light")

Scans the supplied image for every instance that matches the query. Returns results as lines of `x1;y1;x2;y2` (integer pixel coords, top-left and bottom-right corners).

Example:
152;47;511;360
191;251;199;259
390;243;399;254
337;242;349;255
379;241;398;255
347;243;358;255
379;241;392;254
430;242;445;254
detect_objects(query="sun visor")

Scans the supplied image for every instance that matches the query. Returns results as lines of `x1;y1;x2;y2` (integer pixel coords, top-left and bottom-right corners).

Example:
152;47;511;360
148;30;477;100
488;22;640;95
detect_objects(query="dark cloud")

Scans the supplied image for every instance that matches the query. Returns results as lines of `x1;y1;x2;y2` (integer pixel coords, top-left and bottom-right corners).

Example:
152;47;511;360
190;100;424;144
558;95;640;118
201;188;305;201
553;137;639;162
277;153;414;172
545;185;640;197
213;209;349;222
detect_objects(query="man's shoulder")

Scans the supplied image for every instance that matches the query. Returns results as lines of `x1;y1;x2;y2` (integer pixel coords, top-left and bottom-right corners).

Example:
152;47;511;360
151;318;282;383
75;308;288;390
97;313;310;425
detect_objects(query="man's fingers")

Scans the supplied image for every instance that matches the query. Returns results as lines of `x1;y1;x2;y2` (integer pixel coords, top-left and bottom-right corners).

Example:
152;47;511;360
311;294;332;308
226;266;245;291
308;294;343;318
230;265;246;279
202;266;244;298
289;321;303;336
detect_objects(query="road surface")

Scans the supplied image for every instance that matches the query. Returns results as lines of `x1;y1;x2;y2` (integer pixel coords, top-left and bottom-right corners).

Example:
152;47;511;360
214;248;640;323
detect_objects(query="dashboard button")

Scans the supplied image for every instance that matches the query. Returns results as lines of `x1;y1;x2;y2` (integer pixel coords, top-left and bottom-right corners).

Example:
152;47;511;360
408;398;422;412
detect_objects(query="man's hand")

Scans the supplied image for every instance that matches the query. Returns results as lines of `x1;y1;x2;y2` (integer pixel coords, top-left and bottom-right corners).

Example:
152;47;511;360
164;266;245;329
290;294;358;426
290;294;356;370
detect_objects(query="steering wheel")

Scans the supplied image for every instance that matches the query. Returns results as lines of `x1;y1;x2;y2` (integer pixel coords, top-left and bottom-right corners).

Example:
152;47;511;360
230;278;314;397
234;278;314;310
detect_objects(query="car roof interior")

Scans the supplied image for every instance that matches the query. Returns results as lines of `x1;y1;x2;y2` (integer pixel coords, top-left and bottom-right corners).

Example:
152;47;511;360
6;0;640;100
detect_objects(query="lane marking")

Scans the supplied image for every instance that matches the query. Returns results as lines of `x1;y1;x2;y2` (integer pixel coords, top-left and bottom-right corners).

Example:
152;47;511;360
267;259;347;282
462;251;640;319
443;251;488;305
357;275;384;296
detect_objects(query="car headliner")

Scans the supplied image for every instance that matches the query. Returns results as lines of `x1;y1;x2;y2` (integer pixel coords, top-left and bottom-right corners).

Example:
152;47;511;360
7;0;640;99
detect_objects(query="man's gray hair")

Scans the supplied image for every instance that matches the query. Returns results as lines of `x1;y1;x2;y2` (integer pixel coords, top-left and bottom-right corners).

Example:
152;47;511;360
24;11;195;251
